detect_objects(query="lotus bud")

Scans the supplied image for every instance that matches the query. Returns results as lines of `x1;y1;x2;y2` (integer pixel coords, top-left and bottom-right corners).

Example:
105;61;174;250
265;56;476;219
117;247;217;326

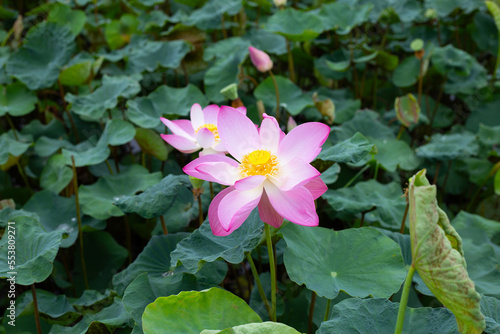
287;116;297;132
273;0;286;7
313;92;335;124
248;46;273;73
395;93;420;128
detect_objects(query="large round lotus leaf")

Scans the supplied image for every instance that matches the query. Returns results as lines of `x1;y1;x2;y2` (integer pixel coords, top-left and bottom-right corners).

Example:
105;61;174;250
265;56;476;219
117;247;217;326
444;62;488;95
48;3;86;36
0;83;37;117
66;75;140;121
323;180;408;230
6;22;76;90
142;288;262;334
425;0;481;17
478;124;500;147
78;165;162;220
170;210;264;273
480;294;500;333
137;10;169;31
318;2;372;34
249;272;285;321
50;297;132;334
115;174;191;219
188;0;242;30
126;84;207;128
408;170;485;334
61;139;110;167
16;289;79;325
125;39;191;73
21;119;66;141
317;298;458;334
465;96;500;132
244;29;287;55
100;119;136;146
265;8;324;41
201;322;301;334
204;54;244;103
471;12;498;55
254;75;313;116
331;110;395;142
281;224;406;299
392;57;420;88
312;133;374;172
0;215;63;285
371;139;422;172
59;60;92;86
40;154;73;194
134;128;168;161
105;14;139;50
204;37;250;62
415;132;479;161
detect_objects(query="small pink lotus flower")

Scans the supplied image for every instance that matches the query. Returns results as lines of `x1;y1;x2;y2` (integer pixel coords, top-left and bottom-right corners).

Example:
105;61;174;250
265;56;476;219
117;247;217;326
183;106;330;236
160;103;246;156
248;46;273;73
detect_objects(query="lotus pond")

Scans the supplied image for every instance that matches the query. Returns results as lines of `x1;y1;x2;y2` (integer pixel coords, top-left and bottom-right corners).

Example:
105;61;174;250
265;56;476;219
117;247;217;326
0;0;500;333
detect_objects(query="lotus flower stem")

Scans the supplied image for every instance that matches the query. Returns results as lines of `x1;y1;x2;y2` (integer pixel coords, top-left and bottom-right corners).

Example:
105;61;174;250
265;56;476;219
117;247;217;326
159;215;168;235
105;160;114;175
308;291;317;334
31;285;42;334
396;125;405;140
58;79;80;143
268;70;281;123
286;40;296;83
5;114;18;140
344;165;370;188
209;182;214;200
71;156;89;290
418;59;424;107
246;253;272;319
323;299;332;321
399;203;409;234
265;224;277;321
394;264;416;334
198;194;203;227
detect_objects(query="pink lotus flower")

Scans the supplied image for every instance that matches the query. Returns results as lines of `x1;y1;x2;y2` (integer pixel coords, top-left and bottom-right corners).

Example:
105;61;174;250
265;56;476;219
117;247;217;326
160;103;246;156
248;46;273;73
183;106;330;236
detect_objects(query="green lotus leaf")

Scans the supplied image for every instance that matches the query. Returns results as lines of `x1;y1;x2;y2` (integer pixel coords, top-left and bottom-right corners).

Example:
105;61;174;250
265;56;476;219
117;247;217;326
0;130;32;165
126;39;191;73
281;224;406;299
50;297;132;334
415;132;479;161
424;0;482;17
318;2;372;34
115;174;191;219
202;322;301;334
312;133;373;172
48;3;86;36
137;10;169;31
204;54;244;103
78;164;162;220
395;93;420;127
244;29;287;55
100;119;136;146
204;37;250;62
6;22;76;90
371;139;422;172
66;75;141;121
478;124;500;147
265;8;324;41
0;83;37;117
0;215;63;285
254;75;313;116
16;289;79;325
465;96;500;132
21;119;66;141
408;169;485;334
142;288;262;334
187;0;242;30
61;139;110;168
392;57;420;88
170;210;264;273
126;84;207;128
249;272;285;321
332;110;395;142
39;154;73;194
134;128;168;161
323;180;408;229
317;298;458;334
105;14;138;50
480;294;500;333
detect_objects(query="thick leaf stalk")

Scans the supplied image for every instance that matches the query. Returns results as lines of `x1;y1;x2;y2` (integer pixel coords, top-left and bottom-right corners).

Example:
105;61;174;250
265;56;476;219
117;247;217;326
486;1;500;83
408;169;485;334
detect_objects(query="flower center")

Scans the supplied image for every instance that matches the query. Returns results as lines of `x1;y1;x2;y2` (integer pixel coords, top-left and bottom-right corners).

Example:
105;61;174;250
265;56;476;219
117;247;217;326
196;124;219;140
239;149;279;177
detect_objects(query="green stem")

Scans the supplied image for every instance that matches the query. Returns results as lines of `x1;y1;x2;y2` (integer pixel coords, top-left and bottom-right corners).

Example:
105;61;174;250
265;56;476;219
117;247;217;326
399;203;409;234
268;70;281;123
71;156;89;290
160;215;168;235
5;114;18;140
308;291;316;334
394;265;416;334
466;161;500;211
286;40;296;83
105;159;114;175
373;162;380;180
396;125;405;140
245;253;272;320
198;193;203;227
324;299;332;321
265;224;277;321
344;165;370;188
418;59;424;107
31;285;42;334
16;160;33;195
209;181;214;200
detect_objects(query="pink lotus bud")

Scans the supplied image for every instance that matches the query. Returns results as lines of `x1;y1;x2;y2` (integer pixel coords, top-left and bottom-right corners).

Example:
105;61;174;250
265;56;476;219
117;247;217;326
248;46;273;73
287;116;297;132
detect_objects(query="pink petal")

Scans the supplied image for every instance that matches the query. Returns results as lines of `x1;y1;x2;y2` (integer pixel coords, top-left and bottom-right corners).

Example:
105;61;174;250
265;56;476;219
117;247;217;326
304;176;328;199
272;159;320;191
258;189;284;228
259;114;281;153
213;141;228;152
264;182;318;227
234;175;266;191
202;104;220;125
199;148;223;156
195;127;215;149
190;103;204;130
161;134;199;153
218;186;263;232
277;122;331;164
161;118;194;139
183;155;239;184
236;106;247;115
218;106;260;161
208;187;234;236
195;162;240;185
